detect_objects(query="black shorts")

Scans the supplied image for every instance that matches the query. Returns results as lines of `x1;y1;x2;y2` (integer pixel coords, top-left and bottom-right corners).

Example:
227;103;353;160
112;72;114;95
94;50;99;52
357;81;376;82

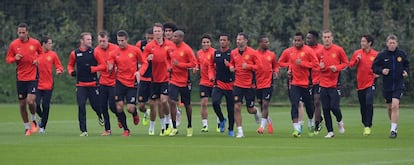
17;81;38;100
168;84;191;105
233;86;255;108
115;80;137;105
256;87;273;103
312;84;320;95
150;82;168;100
383;89;403;104
199;85;212;98
138;81;151;103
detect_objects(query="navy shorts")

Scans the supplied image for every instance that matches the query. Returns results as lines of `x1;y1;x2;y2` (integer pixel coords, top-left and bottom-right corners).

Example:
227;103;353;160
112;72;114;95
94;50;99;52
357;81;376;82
168;84;191;105
17;81;38;100
383;89;403;104
256;87;273;104
138;81;151;103
311;84;320;95
233;86;255;108
150;82;168;100
115;80;137;105
199;85;212;98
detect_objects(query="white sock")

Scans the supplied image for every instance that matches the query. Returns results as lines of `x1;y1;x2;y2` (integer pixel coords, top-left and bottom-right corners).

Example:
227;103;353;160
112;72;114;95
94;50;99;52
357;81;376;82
24;122;30;129
149;121;155;131
299;120;303;125
202;119;208;127
293;123;300;131
166;114;172;125
308;118;314;127
338;120;344;126
237;126;243;133
31;113;36;121
217;118;220;124
260;118;267;128
160;118;165;129
391;123;398;132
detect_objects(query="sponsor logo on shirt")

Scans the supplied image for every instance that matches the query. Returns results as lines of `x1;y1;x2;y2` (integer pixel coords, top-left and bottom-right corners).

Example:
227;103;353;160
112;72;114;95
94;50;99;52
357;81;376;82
76;53;83;57
384;58;389;62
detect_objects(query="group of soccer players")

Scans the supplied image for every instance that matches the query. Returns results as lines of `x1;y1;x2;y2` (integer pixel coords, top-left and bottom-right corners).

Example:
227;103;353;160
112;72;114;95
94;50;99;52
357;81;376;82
6;22;409;139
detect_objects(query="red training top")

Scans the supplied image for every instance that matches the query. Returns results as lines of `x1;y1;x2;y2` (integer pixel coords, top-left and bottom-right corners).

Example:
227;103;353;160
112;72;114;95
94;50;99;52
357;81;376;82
142;39;174;83
308;44;323;85
94;43;118;87
349;48;378;90
319;44;349;88
256;49;279;89
169;42;197;87
37;50;64;90
229;46;261;88
196;47;215;87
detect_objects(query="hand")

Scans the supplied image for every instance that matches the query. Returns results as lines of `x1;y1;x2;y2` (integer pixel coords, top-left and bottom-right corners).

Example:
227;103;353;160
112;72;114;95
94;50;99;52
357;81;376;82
329;65;337;72
32;59;38;66
242;62;247;69
173;59;179;66
403;70;408;77
147;54;154;61
319;62;325;69
374;74;380;78
229;66;235;72
356;54;362;61
193;67;199;74
135;71;140;83
108;63;114;72
382;68;390;75
15;54;23;60
56;70;63;75
295;58;301;65
273;72;279;80
224;59;229;65
71;71;76;77
287;70;292;78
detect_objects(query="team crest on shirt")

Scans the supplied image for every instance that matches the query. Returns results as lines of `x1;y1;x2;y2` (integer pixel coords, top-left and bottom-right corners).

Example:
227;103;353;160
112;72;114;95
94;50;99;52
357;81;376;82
397;56;402;62
234;96;238;100
47;56;52;61
180;52;184;56
300;52;305;57
165;46;169;51
244;55;250;60
207;56;211;60
29;45;34;51
370;56;375;61
115;96;118;100
331;53;337;58
139;96;143;101
128;53;133;58
267;56;271;61
201;92;205;96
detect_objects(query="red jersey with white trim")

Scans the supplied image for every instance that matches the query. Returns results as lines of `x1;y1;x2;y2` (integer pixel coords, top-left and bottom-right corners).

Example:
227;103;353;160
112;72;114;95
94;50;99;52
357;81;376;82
229;46;261;88
349;48;378;90
309;44;323;85
143;39;174;83
197;47;215;87
37;50;64;90
67;47;107;87
6;38;42;81
109;44;148;88
94;43;118;87
319;44;349;88
169;42;197;87
256;49;279;89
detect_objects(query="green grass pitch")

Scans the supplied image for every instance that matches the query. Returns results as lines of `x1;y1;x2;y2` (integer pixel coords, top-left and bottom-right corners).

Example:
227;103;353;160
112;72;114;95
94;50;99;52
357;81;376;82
1;104;413;164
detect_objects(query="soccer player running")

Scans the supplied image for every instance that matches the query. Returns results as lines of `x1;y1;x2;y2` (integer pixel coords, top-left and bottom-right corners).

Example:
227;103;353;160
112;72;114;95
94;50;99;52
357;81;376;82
279;32;318;137
194;34;215;132
372;34;409;139
36;36;64;134
135;28;154;129
67;32;106;136
209;33;236;137
108;30;148;136
349;34;378;136
6;23;42;136
168;30;197;136
319;30;349;138
163;22;177;41
255;35;279;134
95;31;125;136
305;30;324;134
143;23;174;136
229;32;262;138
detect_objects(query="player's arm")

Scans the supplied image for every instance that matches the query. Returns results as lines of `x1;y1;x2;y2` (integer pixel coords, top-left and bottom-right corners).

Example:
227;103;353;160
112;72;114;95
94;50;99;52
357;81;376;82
278;49;290;68
67;51;76;76
91;51;107;73
53;52;64;74
336;48;349;71
136;48;148;76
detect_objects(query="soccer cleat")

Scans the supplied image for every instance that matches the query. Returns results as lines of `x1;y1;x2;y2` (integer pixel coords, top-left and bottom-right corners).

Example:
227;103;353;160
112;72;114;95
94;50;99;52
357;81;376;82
38;118;43;128
324;132;335;138
142;109;150;126
216;124;220;133
236;131;244;138
160;129;165;136
254;108;261;124
315;121;323;133
187;127;193;137
292;130;301;138
308;126;315;137
363;127;371;136
338;122;345;134
98;115;104;126
101;130;112;136
25;129;31;136
30;121;38;133
267;118;274;134
169;128;178;136
39;128;45;134
228;130;234;137
257;127;264;134
165;127;172;135
133;115;140;125
79;132;88;137
176;107;182;127
389;131;397;139
219;119;227;133
201;126;208;132
122;130;130;137
117;118;123;128
148;130;155;136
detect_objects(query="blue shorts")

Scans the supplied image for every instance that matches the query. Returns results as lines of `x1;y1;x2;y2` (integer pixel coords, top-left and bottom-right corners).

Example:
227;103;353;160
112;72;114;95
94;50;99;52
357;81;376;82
168;84;191;105
311;84;320;95
199;85;212;98
17;81;38;100
115;80;137;105
138;81;151;103
150;82;168;100
383;89;403;104
233;86;255;108
256;87;273;104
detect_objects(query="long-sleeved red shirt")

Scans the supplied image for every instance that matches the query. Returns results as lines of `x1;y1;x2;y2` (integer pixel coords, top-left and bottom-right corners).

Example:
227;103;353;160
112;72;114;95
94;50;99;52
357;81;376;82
142;39;174;83
109;44;148;88
67;47;107;87
349;48;378;90
230;46;261;88
278;47;294;68
319;44;349;88
197;47;215;87
309;44;324;85
6;38;42;81
279;46;318;88
256;49;279;89
37;50;63;90
94;43;118;87
169;42;197;87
